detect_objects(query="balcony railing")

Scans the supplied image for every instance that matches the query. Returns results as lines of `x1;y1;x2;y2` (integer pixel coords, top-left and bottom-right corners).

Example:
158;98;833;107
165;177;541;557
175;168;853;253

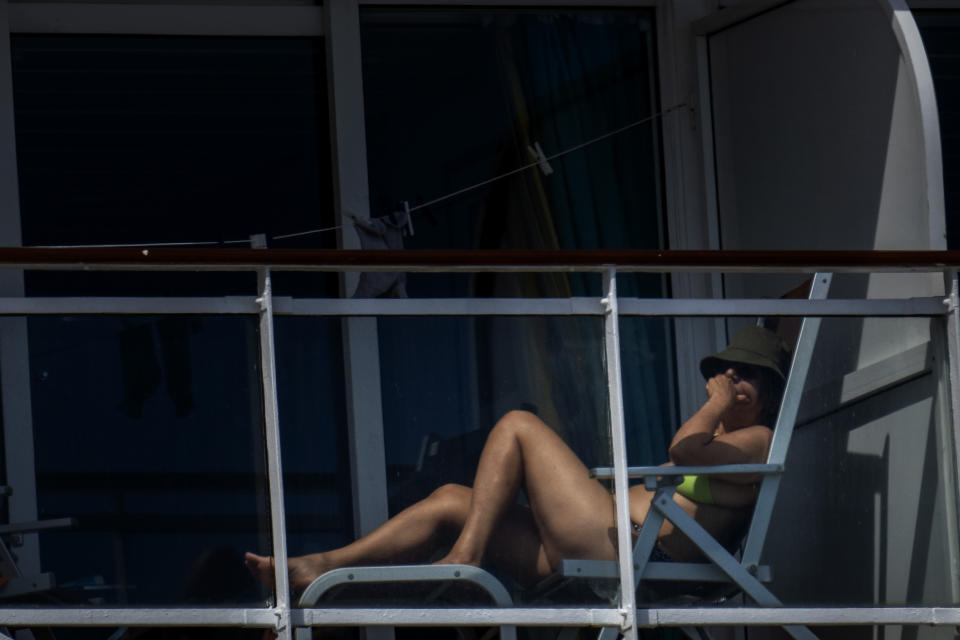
0;248;957;640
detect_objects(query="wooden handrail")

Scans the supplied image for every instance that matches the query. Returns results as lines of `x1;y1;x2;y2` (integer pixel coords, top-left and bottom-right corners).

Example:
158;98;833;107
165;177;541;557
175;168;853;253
0;248;958;271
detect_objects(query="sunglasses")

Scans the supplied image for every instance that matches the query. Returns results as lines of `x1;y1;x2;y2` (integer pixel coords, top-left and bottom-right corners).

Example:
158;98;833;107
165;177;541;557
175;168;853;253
713;362;764;382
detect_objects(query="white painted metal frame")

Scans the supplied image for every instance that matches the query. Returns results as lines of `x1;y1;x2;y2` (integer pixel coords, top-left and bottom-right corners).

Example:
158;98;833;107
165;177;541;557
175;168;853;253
944;270;960;602
323;0;392;567
323;0;394;633
0;296;944;317
0;260;954;639
7;2;325;36
603;269;638;640
884;0;947;250
1;605;960;629
254;239;293;638
0;0;41;581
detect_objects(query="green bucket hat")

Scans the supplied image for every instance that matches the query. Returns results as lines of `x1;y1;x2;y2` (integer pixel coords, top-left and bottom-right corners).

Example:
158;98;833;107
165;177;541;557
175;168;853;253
699;325;791;381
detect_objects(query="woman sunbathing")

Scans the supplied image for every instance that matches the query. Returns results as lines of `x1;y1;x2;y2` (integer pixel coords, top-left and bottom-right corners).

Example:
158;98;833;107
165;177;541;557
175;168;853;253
245;325;788;592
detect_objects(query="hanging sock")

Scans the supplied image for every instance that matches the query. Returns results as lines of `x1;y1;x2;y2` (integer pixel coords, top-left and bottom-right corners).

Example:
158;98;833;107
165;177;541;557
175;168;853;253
118;321;162;419
351;208;411;298
157;317;199;418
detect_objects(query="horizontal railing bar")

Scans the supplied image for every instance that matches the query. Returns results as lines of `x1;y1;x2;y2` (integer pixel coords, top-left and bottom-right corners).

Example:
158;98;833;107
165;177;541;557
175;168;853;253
0;608;280;627
619;297;947;317
645;607;960;627
0;248;959;272
0;607;620;628
295;608;625;627
278;297;604;316
0;297;258;315
1;606;957;628
0;297;944;317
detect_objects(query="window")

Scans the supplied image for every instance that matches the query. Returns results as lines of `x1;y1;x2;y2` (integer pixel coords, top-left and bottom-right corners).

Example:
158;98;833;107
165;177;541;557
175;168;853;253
9;33;349;607
358;11;676;526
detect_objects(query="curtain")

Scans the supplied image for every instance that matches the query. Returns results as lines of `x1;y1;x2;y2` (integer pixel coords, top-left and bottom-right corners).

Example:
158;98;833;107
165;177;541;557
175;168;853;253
473;12;672;467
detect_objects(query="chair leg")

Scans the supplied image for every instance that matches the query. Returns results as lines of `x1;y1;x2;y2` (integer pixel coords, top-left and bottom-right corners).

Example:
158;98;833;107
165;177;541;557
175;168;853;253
652;499;819;640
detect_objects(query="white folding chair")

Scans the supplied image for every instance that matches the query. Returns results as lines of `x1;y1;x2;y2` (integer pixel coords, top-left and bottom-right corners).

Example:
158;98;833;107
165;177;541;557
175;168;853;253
562;273;832;640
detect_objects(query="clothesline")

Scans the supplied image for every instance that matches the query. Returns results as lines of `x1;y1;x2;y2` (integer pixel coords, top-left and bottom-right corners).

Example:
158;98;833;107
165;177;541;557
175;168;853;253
36;103;687;250
405;102;686;215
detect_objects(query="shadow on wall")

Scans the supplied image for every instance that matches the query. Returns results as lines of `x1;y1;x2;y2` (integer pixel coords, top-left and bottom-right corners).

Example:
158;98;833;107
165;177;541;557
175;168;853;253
763;370;950;639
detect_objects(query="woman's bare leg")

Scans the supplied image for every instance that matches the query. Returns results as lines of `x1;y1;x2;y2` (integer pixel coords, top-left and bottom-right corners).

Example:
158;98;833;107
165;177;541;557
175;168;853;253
247;410;614;589
246;483;471;591
245;482;553;591
438;410;616;571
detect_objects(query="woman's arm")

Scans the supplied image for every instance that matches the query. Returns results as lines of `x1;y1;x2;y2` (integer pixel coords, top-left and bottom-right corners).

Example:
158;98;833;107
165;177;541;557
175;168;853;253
668;374;772;478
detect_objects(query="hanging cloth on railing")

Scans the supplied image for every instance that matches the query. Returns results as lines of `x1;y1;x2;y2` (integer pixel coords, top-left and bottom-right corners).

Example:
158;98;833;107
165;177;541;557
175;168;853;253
351;207;412;298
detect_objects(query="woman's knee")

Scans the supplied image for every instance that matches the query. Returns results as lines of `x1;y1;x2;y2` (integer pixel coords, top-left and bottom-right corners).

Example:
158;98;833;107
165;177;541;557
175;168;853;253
425;483;471;524
493;409;547;438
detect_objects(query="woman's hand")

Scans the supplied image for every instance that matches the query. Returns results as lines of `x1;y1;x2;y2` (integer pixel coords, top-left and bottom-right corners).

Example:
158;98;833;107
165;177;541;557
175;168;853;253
705;373;736;412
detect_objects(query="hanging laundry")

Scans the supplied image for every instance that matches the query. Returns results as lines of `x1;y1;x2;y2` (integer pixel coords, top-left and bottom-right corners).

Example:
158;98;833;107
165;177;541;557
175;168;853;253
118;318;199;418
119;321;162;418
352;208;411;298
157;317;200;418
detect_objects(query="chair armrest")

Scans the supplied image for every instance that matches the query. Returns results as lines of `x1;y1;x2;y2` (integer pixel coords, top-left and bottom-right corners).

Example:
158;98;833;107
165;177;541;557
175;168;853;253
0;517;77;536
590;464;782;489
298;564;514;608
559;558;772;583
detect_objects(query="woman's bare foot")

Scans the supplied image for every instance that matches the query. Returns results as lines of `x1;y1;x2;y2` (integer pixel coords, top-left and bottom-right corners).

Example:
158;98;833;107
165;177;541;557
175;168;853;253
244;552;332;592
433;551;483;568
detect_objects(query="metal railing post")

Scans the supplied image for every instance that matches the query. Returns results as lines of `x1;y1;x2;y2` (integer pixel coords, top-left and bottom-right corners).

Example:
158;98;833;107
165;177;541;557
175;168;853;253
602;267;637;640
253;234;292;639
943;268;960;586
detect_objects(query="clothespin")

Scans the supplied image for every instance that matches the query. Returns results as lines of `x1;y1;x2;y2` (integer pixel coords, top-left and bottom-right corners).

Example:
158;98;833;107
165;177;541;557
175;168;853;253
415;196;439;227
402;200;414;236
527;141;554;176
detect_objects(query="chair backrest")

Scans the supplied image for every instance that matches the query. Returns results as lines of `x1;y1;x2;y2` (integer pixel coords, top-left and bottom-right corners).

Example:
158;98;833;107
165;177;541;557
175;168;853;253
740;272;832;568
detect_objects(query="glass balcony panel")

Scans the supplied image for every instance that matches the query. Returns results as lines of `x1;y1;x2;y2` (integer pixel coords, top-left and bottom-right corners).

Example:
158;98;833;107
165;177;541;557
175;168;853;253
618;316;677;467
4;271;958;627
273;316;354;586
624;315;959;608
17;315;271;608
773;315;956;607
320;315;620;608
